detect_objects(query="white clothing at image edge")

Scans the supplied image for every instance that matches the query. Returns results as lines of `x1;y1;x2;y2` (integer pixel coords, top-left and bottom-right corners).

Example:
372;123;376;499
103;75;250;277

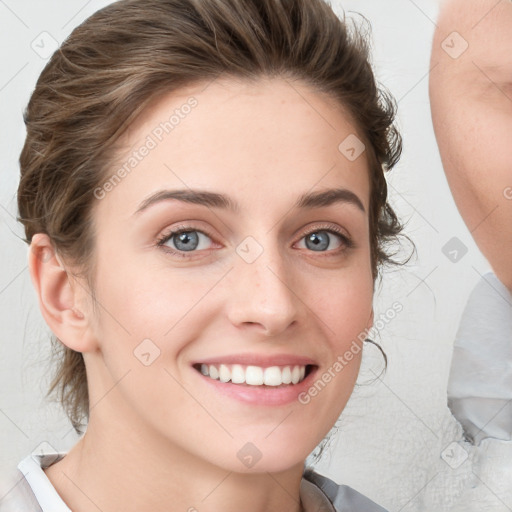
0;453;388;512
447;271;512;443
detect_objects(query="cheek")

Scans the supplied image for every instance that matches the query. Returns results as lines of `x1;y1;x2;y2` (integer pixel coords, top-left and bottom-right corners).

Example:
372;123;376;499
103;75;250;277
92;256;214;335
87;256;233;399
295;277;370;438
310;264;374;339
85;262;207;421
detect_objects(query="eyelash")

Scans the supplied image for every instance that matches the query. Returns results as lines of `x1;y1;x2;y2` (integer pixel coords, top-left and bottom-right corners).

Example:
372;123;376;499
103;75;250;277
156;223;354;259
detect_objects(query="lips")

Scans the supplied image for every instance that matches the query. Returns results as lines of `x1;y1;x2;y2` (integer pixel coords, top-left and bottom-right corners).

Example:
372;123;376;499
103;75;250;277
191;355;319;405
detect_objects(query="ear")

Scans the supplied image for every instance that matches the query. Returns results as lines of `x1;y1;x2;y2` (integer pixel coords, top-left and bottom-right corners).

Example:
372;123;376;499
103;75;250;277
28;233;97;353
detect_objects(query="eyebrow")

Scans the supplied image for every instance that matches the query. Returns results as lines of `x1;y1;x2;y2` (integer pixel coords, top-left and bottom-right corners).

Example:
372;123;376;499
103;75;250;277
134;187;366;215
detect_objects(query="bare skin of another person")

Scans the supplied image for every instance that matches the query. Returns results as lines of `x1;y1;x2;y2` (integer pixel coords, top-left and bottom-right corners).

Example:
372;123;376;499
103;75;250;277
430;0;512;292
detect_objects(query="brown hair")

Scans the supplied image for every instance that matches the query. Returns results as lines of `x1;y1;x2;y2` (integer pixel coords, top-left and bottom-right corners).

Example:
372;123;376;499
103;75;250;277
18;0;405;432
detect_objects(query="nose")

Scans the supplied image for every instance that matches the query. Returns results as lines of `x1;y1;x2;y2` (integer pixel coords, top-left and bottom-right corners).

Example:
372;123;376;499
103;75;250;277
226;240;301;337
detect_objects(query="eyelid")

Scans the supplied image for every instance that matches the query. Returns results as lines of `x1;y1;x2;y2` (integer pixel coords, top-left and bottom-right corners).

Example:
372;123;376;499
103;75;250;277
297;223;352;243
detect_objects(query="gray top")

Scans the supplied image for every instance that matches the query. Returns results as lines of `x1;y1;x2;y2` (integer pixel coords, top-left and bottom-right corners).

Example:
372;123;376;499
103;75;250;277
0;453;388;511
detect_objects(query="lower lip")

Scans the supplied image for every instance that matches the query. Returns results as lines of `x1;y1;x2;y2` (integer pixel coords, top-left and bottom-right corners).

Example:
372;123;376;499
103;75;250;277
193;366;319;406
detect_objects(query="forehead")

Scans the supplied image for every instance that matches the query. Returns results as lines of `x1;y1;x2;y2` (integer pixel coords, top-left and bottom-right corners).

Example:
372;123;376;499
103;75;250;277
99;76;371;218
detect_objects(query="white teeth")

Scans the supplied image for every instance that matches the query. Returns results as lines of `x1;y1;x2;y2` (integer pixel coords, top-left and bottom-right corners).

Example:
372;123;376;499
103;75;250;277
245;366;264;385
263;366;283;386
199;363;309;386
219;364;230;382
209;365;219;380
231;364;245;384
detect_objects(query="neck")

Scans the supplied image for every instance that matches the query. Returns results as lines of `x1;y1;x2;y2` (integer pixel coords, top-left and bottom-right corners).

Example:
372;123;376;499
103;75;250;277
44;407;305;512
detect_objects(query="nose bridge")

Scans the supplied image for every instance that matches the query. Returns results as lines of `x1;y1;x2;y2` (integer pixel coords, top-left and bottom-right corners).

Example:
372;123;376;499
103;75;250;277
227;234;300;335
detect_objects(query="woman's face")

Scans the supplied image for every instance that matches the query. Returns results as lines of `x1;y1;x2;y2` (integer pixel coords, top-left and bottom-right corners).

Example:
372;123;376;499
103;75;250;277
83;77;374;473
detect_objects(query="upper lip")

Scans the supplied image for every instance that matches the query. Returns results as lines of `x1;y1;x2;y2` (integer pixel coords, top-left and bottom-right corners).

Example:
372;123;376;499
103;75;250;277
192;353;317;367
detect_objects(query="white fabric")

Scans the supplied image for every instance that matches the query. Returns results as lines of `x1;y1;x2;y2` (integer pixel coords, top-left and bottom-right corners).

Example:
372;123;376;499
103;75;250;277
17;453;70;512
447;271;512;444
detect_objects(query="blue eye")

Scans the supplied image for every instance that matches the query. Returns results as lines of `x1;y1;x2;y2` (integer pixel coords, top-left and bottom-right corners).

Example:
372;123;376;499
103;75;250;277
170;231;199;251
157;225;353;259
304;231;334;251
157;229;213;255
297;229;352;252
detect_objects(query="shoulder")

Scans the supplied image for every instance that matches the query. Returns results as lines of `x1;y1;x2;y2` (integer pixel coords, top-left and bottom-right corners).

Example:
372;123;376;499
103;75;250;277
302;468;389;512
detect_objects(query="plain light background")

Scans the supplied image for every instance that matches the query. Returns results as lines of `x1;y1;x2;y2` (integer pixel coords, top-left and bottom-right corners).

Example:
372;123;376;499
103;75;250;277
0;0;498;510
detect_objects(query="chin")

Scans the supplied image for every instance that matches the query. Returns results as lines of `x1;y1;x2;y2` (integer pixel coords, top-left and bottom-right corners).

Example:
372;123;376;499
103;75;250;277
206;436;317;475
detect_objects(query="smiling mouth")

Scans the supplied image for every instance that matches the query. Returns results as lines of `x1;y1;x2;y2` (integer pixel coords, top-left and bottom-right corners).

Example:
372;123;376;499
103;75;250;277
193;363;315;387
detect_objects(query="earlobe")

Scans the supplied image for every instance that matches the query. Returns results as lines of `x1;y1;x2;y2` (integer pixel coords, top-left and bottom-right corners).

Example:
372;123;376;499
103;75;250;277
28;233;96;353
